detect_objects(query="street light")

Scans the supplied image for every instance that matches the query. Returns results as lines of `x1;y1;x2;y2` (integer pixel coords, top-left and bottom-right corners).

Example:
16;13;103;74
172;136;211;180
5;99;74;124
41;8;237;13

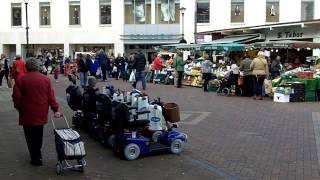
24;0;29;59
179;7;187;44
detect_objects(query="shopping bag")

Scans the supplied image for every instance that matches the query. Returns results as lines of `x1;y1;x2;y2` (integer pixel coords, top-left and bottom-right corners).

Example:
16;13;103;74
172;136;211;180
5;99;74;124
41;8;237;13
8;78;14;88
264;79;272;95
137;96;149;119
129;71;136;82
237;76;243;86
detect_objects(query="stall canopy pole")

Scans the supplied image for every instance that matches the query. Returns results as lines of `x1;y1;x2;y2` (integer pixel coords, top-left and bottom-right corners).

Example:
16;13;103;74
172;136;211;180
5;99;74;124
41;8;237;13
287;48;289;63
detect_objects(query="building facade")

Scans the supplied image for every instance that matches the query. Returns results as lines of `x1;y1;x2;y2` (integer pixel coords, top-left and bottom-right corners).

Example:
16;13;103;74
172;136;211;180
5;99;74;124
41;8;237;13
0;0;319;59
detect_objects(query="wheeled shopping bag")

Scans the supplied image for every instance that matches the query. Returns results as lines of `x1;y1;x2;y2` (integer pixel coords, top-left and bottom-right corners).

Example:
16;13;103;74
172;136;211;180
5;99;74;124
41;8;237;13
51;115;86;175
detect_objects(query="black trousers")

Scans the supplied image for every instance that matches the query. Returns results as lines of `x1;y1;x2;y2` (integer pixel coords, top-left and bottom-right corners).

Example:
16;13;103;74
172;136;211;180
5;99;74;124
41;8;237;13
100;65;107;80
253;75;266;97
177;71;183;88
23;125;44;161
202;73;211;91
242;75;254;97
0;70;9;86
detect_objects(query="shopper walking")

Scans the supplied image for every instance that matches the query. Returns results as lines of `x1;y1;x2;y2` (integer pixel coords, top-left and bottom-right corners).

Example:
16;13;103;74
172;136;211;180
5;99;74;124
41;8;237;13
12;58;60;166
132;50;147;90
114;53;123;80
77;54;89;88
97;49;110;81
201;54;213;92
250;51;269;100
89;55;99;77
0;54;10;88
11;55;27;82
175;51;187;88
239;55;253;97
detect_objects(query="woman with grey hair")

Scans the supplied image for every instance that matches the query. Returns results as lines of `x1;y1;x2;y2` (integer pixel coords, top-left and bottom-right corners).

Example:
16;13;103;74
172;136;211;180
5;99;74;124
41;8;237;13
250;51;269;100
13;58;60;166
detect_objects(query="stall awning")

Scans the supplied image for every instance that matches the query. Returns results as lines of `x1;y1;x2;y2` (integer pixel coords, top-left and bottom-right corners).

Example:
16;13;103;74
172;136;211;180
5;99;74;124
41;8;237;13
205;34;262;44
252;40;320;49
199;43;247;51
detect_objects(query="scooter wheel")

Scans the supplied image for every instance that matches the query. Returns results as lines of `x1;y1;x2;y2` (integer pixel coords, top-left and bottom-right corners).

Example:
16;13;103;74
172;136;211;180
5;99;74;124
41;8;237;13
123;143;140;161
107;134;115;148
170;139;184;154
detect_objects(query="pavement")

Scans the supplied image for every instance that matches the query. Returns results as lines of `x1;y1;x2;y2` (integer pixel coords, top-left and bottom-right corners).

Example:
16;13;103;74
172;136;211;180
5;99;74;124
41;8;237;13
1;76;320;180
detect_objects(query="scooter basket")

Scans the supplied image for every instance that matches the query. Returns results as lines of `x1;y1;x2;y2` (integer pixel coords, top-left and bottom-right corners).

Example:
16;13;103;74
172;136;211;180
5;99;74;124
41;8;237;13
163;103;180;123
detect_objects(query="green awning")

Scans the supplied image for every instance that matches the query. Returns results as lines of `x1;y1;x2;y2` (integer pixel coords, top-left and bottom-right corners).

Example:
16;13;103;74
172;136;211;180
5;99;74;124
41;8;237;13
200;43;246;51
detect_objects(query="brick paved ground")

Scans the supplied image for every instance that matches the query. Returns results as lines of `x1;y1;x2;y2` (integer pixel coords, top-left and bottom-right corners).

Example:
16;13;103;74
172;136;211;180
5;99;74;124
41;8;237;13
1;76;320;180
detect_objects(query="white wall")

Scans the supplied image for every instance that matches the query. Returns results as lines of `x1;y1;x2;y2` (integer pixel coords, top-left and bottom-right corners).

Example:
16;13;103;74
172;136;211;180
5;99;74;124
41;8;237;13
1;0;320;55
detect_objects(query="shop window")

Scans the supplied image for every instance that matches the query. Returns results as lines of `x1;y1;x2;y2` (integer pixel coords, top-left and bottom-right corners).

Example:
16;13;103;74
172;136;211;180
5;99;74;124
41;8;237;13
231;0;244;23
100;0;111;24
69;1;81;25
39;2;51;26
156;0;180;24
124;0;151;24
266;0;279;23
12;3;22;26
197;0;210;24
301;0;314;21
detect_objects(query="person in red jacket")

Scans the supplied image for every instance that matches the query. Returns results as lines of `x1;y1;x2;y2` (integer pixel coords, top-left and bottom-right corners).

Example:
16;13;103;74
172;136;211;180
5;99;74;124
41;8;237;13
10;55;27;81
152;54;164;83
12;58;60;166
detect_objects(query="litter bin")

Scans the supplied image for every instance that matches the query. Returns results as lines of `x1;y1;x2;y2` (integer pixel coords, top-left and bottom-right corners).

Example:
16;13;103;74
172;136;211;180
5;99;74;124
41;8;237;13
163;103;180;123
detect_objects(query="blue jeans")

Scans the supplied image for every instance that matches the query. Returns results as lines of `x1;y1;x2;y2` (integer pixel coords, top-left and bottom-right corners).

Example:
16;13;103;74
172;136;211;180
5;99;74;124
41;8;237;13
253;75;265;97
80;72;88;87
132;71;146;90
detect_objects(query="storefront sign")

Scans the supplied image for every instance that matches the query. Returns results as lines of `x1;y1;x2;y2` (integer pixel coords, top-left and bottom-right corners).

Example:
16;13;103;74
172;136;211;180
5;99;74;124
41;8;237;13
277;31;304;39
265;26;320;41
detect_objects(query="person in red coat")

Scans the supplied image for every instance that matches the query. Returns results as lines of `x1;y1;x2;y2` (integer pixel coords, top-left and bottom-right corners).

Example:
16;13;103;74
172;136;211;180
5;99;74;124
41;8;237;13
152;54;164;83
12;58;60;166
10;55;27;81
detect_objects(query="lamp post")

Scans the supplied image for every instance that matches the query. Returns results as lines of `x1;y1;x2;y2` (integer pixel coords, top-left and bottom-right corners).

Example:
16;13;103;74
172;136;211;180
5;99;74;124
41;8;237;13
179;7;187;44
24;0;29;59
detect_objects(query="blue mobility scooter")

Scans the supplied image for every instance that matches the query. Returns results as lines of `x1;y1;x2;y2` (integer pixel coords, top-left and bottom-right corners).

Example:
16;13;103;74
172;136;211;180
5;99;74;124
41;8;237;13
112;101;188;161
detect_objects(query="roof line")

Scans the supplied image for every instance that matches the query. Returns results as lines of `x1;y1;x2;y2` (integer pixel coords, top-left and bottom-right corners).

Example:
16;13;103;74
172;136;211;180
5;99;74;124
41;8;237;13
198;19;320;35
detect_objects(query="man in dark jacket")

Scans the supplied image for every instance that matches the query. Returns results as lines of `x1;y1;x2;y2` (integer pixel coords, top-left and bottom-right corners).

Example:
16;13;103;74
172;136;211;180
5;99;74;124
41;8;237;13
77;54;89;87
114;53;123;80
132;50;147;90
97;49;110;81
13;58;60;166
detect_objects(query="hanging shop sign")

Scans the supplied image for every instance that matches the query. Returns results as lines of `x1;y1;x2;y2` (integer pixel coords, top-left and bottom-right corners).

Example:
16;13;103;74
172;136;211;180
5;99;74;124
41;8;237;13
276;31;304;39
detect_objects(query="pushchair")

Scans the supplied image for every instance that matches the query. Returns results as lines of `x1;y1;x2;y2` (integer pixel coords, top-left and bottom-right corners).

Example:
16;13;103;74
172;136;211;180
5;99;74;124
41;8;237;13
52;115;86;175
216;73;242;96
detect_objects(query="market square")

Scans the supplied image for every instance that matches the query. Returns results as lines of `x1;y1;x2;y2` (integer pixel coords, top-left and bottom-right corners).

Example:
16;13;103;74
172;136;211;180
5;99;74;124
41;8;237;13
1;0;320;180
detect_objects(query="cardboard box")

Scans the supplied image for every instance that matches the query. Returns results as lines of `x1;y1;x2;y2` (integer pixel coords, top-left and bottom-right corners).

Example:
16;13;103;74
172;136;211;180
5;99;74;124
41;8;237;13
274;93;290;103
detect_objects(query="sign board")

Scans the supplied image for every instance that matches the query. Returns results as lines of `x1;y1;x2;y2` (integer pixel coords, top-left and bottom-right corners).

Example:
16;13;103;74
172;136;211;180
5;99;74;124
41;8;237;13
265;26;320;41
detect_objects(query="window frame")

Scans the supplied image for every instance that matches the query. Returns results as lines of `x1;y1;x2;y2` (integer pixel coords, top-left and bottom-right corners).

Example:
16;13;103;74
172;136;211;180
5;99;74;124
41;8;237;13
39;2;51;27
301;0;314;21
197;0;210;24
69;1;81;26
11;3;22;27
99;0;112;25
124;0;152;25
155;0;180;24
266;0;280;23
230;0;244;24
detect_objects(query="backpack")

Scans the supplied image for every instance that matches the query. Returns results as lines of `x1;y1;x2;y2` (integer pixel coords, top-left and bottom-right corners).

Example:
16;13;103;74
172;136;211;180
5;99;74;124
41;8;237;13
66;85;82;111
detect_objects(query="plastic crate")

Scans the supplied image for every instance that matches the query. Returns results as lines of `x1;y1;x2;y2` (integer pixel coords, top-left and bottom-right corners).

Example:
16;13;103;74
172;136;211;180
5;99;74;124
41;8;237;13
305;90;316;102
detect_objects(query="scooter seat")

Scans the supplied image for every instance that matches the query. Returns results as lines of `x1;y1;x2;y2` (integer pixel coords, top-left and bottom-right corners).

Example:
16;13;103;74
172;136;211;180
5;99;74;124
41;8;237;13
128;120;149;128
